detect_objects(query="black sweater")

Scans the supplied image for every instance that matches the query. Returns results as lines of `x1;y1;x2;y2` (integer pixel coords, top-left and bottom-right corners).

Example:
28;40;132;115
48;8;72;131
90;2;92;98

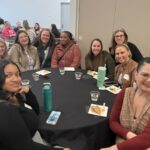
0;90;61;150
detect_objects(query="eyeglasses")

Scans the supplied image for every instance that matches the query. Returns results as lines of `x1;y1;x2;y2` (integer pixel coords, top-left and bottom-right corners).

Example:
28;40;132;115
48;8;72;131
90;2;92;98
139;72;150;80
114;35;124;38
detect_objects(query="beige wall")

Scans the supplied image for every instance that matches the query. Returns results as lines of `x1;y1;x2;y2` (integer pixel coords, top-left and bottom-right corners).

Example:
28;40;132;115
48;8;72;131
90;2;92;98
72;0;150;68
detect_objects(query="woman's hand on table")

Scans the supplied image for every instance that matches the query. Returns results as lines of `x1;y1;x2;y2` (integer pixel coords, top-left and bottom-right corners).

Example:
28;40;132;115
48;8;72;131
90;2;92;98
100;145;118;150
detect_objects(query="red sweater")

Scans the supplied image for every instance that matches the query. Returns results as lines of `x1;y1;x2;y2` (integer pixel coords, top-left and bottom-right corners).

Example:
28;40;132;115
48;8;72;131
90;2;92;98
109;89;150;150
51;43;81;68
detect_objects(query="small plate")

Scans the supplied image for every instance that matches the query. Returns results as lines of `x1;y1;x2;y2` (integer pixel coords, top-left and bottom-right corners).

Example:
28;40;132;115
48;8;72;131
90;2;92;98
88;104;108;117
87;70;108;80
106;85;121;94
36;70;51;75
87;70;97;76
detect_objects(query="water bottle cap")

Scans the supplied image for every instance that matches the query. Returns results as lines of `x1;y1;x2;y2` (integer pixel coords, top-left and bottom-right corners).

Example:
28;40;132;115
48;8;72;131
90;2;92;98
43;82;51;85
98;66;106;70
43;82;51;88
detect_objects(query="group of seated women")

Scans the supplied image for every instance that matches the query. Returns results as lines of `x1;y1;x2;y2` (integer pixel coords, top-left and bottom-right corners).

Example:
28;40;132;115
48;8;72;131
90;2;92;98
0;26;146;90
5;29;81;71
0;26;149;150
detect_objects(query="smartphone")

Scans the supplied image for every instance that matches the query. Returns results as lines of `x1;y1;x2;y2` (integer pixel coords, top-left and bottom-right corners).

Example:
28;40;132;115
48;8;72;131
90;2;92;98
46;111;61;125
104;81;119;87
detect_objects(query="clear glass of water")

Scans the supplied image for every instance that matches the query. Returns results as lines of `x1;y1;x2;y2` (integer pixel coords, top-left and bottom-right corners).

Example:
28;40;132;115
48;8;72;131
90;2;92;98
90;91;100;101
59;67;65;75
75;72;83;80
32;73;39;81
21;79;30;86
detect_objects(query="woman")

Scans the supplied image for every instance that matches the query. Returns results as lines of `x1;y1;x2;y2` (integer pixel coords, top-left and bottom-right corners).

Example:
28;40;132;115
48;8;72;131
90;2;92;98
8;30;40;72
0;38;8;59
34;22;41;36
51;31;81;68
0;59;70;150
51;24;60;38
1;21;16;40
22;20;36;43
109;28;143;63
85;38;115;80
115;44;137;88
101;57;150;150
14;21;22;32
33;28;56;68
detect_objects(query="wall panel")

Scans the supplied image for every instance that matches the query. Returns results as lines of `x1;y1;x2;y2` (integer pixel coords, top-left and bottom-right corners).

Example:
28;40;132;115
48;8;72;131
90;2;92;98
77;0;150;68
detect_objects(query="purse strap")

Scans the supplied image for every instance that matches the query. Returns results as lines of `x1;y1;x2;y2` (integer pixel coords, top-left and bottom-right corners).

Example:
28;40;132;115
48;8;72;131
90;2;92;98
57;42;74;63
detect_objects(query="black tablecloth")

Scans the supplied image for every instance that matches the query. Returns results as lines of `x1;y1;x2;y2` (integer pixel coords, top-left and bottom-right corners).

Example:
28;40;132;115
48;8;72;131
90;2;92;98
22;69;116;150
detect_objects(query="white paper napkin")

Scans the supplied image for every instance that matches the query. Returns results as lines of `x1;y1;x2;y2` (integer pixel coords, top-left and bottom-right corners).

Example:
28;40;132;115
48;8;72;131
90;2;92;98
64;67;75;71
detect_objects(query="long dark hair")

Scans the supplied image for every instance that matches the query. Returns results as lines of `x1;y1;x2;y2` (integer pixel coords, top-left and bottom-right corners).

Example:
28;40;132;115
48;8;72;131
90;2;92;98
88;38;103;60
36;28;56;48
0;60;21;100
51;24;60;38
137;57;150;72
15;30;31;52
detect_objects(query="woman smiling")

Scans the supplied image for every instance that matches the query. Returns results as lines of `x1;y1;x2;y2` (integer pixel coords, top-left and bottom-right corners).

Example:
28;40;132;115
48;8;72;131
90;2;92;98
85;38;115;80
0;59;70;150
8;30;40;72
114;44;137;88
101;57;150;150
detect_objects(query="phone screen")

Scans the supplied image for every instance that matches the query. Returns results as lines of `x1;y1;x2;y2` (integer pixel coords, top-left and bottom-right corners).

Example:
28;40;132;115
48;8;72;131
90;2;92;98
46;111;61;125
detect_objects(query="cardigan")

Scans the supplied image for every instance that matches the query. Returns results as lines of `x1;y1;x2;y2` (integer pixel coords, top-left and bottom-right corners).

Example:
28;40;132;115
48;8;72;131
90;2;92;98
115;59;137;88
109;89;150;150
8;44;40;72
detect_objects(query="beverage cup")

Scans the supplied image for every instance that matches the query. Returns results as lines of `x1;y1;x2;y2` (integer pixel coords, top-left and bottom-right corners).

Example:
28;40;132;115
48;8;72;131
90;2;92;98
59;67;65;75
32;73;39;81
75;72;83;80
90;91;100;101
21;79;30;86
97;66;106;89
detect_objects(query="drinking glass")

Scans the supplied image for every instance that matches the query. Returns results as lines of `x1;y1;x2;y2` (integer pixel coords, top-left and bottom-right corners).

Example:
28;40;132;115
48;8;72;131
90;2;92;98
75;72;83;80
59;67;65;75
90;91;100;101
21;79;30;86
32;73;39;81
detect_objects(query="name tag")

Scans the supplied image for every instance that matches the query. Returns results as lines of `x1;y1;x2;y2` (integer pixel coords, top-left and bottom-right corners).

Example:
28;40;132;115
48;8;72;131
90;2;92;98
123;74;130;80
24;103;32;110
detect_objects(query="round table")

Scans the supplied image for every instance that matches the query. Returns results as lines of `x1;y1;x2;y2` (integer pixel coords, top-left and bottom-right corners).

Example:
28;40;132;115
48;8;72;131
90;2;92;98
22;69;116;150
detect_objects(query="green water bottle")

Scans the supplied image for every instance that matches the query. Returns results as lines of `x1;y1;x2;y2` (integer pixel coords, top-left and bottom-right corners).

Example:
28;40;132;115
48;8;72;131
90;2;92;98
97;66;106;90
42;82;53;112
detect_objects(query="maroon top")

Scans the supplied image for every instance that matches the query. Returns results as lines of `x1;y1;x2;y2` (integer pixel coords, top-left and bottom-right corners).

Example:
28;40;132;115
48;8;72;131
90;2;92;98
109;89;150;150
